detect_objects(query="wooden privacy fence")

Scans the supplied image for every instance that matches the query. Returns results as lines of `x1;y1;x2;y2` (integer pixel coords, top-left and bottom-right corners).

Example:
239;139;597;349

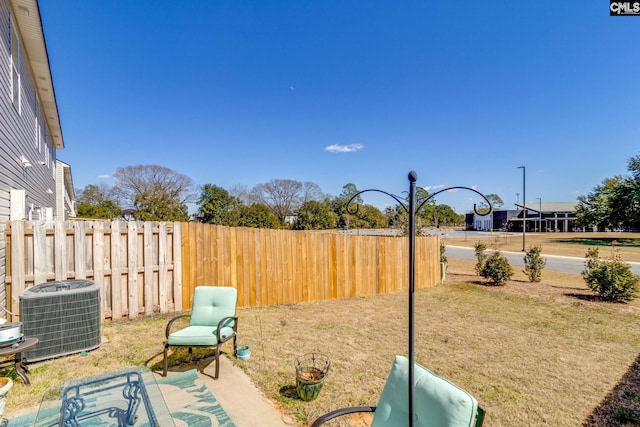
4;221;441;320
180;223;440;310
5;220;182;320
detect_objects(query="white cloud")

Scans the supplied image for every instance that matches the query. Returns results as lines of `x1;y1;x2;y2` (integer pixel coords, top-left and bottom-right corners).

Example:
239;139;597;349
421;184;445;192
98;174;110;179
324;143;364;153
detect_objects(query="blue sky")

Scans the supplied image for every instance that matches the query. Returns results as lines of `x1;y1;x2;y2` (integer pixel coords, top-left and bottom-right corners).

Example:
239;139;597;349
39;1;639;213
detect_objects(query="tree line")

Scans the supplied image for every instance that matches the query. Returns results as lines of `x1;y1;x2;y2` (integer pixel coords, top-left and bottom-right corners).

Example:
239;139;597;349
75;164;465;231
576;154;640;231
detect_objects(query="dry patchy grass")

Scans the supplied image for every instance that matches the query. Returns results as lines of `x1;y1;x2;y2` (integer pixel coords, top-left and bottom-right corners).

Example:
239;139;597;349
3;234;640;426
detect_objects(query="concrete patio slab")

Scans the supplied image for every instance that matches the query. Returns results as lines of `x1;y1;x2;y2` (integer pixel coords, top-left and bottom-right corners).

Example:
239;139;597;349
160;355;296;427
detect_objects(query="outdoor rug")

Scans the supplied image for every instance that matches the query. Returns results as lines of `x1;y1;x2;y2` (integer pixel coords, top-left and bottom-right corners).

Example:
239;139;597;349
7;369;236;427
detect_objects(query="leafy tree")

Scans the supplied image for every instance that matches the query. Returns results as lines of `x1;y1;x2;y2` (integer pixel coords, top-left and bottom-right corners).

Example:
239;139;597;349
237;204;280;228
113;164;196;221
331;183;363;228
432;204;464;227
477;193;502;214
576;155;640;231
295;200;338;230
76;183;122;219
582;247;639;302
523;245;546;282
575;177;621;230
134;190;189;221
195;184;241;225
353;204;387;228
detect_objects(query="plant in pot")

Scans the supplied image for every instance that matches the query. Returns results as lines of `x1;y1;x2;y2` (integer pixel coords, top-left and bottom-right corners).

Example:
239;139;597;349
440;241;448;282
294;353;330;401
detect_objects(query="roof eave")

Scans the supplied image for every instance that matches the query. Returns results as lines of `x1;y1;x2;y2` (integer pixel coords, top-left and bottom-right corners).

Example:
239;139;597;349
10;0;64;149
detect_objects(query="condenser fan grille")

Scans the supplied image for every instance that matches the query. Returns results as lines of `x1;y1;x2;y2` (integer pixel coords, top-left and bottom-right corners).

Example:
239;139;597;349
20;280;101;362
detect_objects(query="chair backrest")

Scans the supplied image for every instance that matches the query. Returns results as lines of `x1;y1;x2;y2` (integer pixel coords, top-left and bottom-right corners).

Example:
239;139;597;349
189;286;237;327
371;356;479;427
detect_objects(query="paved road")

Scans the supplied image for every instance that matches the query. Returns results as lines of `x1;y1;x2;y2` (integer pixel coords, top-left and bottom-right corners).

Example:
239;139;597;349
446;245;640;276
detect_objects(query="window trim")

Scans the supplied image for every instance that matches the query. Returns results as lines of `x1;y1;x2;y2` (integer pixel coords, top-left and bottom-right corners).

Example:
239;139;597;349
10;15;21;114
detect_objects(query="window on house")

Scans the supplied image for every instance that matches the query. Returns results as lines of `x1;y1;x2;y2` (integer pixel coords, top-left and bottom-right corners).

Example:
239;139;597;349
35;114;40;148
10;17;21;114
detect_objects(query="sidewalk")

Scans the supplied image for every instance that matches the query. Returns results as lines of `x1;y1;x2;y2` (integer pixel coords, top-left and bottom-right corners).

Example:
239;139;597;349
198;356;296;427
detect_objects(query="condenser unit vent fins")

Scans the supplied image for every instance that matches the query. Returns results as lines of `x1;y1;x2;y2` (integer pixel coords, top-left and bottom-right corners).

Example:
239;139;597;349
20;280;101;362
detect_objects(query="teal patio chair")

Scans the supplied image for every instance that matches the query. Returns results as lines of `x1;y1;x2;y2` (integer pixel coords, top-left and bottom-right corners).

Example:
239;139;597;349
162;286;238;379
311;356;485;427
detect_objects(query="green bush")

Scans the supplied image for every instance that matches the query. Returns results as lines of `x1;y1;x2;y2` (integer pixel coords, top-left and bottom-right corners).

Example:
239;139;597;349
440;241;448;264
523;245;546;282
480;251;513;285
474;242;488;275
582;248;639;302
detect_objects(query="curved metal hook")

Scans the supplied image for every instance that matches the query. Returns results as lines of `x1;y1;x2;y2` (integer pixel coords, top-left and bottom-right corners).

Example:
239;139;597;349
345;189;409;215
415;186;493;216
345;184;492;220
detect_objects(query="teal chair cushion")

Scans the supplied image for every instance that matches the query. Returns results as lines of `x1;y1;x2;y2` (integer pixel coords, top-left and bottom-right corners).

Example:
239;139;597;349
167;325;236;346
189;286;237;327
371;356;479;427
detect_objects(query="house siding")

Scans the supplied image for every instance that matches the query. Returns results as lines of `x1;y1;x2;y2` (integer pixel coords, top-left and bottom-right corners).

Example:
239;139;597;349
0;0;60;313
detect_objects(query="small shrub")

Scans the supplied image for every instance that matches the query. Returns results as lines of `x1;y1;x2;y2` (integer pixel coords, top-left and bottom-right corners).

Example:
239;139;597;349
474;242;488;275
613;407;639;423
440;241;448;264
480;251;513;285
523;245;546;282
582;248;639;302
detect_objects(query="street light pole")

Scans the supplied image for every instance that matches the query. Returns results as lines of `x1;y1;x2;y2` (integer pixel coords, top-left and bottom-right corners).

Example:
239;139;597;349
537;197;542;232
518;166;526;251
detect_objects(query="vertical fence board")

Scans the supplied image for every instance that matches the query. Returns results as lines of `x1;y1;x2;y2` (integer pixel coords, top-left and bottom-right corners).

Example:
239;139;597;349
127;222;139;319
93;222;106;317
54;221;67;281
9;221;25;316
172;222;182;312
158;223;168;313
74;222;86;279
33;223;47;285
143;223;153;315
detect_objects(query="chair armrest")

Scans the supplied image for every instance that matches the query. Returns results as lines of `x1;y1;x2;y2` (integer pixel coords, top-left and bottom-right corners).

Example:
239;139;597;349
310;406;376;427
216;316;238;342
165;314;190;338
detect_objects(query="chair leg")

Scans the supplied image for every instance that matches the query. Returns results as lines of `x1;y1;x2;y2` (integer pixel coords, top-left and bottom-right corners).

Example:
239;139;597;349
162;344;169;377
214;344;221;379
233;334;237;358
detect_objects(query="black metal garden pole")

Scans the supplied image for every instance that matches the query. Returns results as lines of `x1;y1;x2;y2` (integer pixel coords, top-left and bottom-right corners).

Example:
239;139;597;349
345;171;491;427
407;171;417;427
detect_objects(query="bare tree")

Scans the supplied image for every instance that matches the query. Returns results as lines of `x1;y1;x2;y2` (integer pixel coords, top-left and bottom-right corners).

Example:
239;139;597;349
113;164;196;220
229;184;252;205
302;181;325;204
249;179;323;222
